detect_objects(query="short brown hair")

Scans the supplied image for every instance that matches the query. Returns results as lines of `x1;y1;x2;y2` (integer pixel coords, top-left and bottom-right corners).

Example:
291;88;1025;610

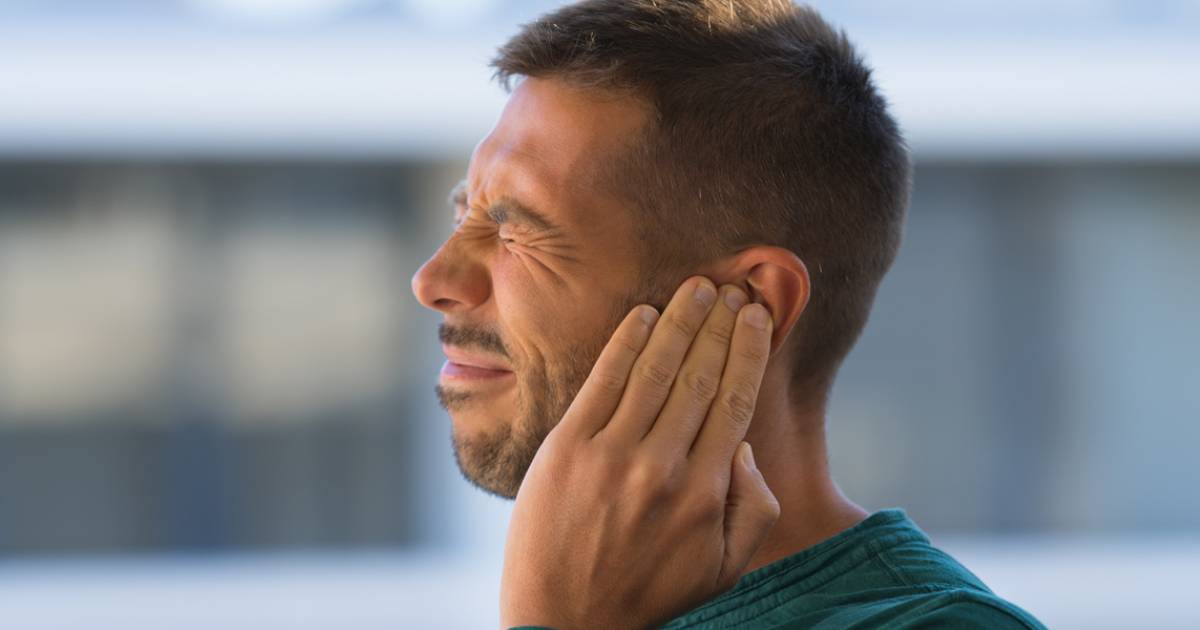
493;0;911;405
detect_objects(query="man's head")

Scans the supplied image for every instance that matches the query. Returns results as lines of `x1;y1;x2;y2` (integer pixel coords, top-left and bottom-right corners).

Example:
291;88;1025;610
411;0;910;498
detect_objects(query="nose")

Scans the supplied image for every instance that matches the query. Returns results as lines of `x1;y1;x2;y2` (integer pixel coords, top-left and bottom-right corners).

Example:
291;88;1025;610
411;239;491;316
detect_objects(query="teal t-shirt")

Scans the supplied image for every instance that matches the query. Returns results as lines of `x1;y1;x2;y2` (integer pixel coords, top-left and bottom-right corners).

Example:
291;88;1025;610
514;508;1047;629
661;508;1046;629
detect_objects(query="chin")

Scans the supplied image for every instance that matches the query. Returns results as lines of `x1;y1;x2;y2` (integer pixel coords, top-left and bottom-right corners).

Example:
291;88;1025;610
449;414;531;500
447;408;498;439
438;381;544;499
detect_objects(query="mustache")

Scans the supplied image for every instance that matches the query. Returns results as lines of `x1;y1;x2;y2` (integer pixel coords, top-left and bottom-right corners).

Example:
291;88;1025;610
439;323;511;360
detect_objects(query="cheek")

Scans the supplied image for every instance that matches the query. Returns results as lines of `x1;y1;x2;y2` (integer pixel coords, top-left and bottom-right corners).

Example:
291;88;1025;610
491;260;563;367
498;285;615;380
491;253;631;379
492;264;607;382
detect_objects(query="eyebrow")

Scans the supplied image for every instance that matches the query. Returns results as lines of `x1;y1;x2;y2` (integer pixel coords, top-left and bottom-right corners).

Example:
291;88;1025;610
447;179;562;233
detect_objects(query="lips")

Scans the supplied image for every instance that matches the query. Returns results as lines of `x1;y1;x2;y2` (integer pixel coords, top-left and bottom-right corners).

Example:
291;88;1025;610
440;345;514;382
441;345;512;371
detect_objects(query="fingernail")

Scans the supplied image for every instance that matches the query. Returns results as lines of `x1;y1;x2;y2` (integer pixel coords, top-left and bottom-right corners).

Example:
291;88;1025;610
741;442;756;469
744;304;770;329
723;287;747;312
639;305;659;325
694;281;717;307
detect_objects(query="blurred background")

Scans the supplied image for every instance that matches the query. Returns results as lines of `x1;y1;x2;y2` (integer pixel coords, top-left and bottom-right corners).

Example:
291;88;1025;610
1;1;1198;628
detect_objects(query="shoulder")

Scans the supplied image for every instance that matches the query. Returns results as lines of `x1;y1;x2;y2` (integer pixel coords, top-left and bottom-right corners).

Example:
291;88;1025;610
888;591;1048;630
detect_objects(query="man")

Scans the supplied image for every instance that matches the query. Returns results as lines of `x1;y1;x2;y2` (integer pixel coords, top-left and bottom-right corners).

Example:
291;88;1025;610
412;1;1048;628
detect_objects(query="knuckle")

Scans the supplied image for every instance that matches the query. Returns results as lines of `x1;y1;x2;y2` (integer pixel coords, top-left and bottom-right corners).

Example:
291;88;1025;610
627;458;677;496
685;486;724;523
736;342;768;364
639;361;675;389
702;324;733;346
585;440;626;476
593;370;626;394
666;312;699;338
681;369;720;400
613;331;642;355
744;495;782;530
761;497;783;523
721;385;757;426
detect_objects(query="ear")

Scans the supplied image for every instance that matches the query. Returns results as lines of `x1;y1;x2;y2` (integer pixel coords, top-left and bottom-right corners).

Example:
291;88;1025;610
701;246;810;355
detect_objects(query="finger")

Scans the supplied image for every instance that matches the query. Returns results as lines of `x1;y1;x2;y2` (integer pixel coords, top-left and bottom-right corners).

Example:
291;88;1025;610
690;302;772;469
643;284;747;458
717;442;780;590
599;276;718;443
558;304;659;438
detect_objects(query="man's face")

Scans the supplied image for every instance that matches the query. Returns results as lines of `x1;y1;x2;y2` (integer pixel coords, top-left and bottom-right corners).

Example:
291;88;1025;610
411;78;660;498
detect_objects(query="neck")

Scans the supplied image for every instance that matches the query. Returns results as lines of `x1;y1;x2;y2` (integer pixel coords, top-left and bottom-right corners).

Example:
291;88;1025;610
739;374;870;575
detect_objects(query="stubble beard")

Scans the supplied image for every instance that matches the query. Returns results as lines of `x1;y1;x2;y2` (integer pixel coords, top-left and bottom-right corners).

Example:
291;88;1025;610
439;334;599;500
437;276;667;500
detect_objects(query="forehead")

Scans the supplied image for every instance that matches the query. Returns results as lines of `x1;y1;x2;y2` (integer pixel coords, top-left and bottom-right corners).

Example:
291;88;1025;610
467;78;650;232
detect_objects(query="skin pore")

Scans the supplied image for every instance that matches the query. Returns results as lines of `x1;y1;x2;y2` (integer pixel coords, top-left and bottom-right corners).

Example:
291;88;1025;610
411;77;869;574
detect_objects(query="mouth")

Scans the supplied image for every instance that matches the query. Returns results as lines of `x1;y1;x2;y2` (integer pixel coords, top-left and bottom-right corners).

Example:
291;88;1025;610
440;345;515;383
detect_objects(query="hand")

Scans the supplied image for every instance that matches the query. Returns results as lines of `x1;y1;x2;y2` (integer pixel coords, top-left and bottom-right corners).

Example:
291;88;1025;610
500;276;780;629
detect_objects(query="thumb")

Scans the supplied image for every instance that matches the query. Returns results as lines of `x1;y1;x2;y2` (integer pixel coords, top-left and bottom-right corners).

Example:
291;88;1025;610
719;442;781;588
